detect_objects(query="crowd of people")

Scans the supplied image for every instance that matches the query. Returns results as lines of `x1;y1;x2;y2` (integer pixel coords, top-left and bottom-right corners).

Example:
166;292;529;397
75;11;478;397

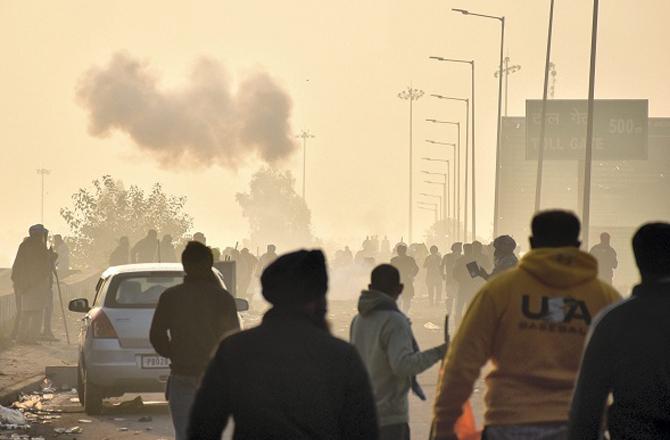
9;209;646;439
144;209;668;440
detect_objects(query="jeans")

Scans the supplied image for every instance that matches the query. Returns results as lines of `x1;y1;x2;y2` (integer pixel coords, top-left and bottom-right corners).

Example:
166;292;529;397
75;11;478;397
380;423;410;440
166;374;200;440
483;423;568;440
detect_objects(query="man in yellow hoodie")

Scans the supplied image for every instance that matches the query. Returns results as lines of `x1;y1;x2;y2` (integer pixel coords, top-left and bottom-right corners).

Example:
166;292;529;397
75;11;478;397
431;210;620;440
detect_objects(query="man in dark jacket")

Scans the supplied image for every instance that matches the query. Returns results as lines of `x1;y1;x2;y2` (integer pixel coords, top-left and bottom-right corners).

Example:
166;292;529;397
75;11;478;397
569;222;670;439
11;224;54;344
150;241;239;440
188;249;379;440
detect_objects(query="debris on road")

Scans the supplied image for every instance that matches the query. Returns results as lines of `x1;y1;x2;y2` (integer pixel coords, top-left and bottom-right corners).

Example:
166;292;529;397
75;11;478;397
0;405;26;426
423;321;441;330
137;416;152;422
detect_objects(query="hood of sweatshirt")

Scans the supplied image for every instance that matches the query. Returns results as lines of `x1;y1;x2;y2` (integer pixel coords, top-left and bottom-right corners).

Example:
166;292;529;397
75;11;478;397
358;289;398;316
519;247;598;289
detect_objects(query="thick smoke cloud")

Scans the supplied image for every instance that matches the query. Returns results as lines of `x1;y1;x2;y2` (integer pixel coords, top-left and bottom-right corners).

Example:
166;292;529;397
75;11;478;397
76;52;297;168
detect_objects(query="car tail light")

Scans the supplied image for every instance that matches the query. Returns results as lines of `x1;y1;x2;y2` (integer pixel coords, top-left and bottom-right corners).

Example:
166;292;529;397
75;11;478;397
91;310;118;339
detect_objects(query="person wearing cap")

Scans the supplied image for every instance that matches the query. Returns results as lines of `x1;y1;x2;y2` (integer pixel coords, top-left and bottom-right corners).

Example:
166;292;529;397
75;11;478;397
11;224;55;344
477;235;519;281
150;241;239;440
188;249;379;440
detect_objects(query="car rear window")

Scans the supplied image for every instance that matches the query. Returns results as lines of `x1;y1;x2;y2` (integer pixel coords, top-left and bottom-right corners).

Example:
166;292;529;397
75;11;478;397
104;272;184;308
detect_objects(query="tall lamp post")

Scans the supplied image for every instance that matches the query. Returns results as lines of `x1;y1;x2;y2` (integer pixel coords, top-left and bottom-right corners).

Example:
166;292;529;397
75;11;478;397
422;158;455;240
535;0;556;212
426;118;461;240
398;87;425;243
297;130;315;200
452;8;505;238
36;168;50;224
432;94;472;241
582;0;600;248
425;140;457;236
429;56;475;240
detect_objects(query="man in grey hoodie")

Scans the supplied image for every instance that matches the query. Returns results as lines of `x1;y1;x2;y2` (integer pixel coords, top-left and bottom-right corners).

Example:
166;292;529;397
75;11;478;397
350;264;448;440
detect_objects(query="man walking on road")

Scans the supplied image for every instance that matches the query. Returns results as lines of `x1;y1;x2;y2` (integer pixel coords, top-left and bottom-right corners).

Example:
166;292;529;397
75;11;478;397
188;250;379;440
569;223;670;439
391;244;419;313
431;210;621;440
351;264;448;440
150;241;240;440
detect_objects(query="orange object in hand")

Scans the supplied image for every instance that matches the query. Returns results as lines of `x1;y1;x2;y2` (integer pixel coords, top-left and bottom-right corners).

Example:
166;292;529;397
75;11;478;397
454;401;481;440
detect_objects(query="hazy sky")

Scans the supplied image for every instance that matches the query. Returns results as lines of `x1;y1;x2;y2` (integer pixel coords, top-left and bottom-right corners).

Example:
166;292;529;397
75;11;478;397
2;0;669;265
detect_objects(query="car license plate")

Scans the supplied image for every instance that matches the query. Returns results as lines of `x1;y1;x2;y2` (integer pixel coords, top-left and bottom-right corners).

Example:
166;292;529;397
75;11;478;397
141;355;170;369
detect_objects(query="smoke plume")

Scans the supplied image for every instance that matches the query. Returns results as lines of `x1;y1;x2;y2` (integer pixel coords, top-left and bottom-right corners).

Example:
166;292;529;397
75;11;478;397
76;52;297;168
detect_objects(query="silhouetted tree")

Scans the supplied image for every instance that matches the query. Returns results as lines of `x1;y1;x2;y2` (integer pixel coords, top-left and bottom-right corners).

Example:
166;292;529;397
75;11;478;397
61;175;193;268
236;168;315;251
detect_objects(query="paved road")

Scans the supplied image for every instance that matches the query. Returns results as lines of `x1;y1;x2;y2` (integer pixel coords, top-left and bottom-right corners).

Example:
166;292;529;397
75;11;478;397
6;297;484;439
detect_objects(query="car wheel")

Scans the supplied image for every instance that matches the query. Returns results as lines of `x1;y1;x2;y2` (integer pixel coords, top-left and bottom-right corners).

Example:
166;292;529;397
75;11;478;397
82;368;103;415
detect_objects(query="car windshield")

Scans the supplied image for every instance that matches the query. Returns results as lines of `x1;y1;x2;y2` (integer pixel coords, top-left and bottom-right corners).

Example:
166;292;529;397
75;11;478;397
105;272;184;308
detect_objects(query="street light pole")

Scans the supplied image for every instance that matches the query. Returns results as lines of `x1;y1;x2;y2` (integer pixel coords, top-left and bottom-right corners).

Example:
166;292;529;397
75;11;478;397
36;168;51;224
429;57;475;241
297;130;315;200
426;119;461;241
582;0;600;248
398;87;424;243
429;94;471;240
422;158;455;240
534;0;556;212
452;8;504;239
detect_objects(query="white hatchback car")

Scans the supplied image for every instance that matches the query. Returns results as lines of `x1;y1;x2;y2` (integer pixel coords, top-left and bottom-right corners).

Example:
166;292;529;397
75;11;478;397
68;263;248;415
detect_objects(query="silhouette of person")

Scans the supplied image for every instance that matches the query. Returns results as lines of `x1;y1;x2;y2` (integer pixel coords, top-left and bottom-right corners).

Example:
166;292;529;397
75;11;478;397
11;225;54;344
478;235;519;281
53;234;70;274
452;243;486;323
193;232;207;245
150;242;239;440
132;230;159;263
590;232;618;284
237;248;258;300
188;250;379;439
432;210;621;439
390;244;419;313
351;264;448;438
110;236;130;266
258;244;278;276
424;245;443;306
442;242;462;316
160;234;177;263
569;222;670;439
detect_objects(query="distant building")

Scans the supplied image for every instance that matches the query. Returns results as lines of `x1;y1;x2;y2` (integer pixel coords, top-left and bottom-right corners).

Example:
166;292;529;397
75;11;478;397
498;116;670;290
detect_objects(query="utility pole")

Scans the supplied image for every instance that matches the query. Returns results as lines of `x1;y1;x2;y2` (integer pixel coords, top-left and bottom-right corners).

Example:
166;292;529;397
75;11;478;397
494;55;521;117
398;87;424;244
297;130;315;200
534;0;556;212
582;0;600;248
36;168;51;224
